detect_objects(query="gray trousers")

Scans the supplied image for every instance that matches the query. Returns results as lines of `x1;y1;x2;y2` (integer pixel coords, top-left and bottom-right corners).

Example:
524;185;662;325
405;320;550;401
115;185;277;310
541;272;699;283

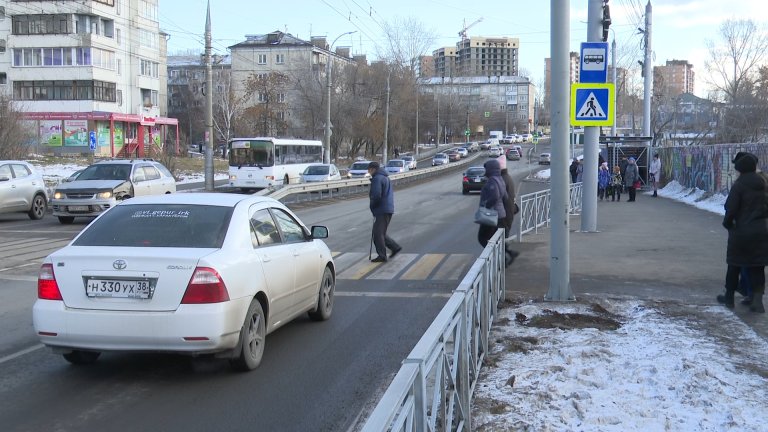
372;213;400;259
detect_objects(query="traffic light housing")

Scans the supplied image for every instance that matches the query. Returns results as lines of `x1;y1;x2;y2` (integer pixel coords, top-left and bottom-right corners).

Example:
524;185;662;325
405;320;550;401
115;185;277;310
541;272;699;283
602;1;612;42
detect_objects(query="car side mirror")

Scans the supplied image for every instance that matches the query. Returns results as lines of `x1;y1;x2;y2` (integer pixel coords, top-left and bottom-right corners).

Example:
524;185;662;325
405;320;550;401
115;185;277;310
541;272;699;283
0;176;10;182
310;225;329;239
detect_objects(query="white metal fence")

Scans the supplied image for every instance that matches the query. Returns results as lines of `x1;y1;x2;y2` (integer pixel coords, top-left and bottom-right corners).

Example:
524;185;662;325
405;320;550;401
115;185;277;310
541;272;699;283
360;229;506;432
517;182;583;240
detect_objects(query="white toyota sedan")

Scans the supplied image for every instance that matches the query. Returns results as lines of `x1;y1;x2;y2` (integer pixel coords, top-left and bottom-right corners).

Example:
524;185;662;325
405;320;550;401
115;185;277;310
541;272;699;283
33;193;335;371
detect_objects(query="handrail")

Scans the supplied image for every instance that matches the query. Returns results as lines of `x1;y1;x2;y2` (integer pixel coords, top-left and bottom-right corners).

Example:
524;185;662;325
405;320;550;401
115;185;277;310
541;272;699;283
517;182;582;241
360;229;506;432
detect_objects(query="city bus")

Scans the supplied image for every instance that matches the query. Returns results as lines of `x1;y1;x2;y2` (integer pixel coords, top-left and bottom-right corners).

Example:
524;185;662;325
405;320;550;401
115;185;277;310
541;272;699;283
227;137;324;190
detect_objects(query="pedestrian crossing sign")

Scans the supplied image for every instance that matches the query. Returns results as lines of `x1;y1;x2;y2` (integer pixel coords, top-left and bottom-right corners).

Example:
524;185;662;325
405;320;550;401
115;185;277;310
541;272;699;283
570;83;615;126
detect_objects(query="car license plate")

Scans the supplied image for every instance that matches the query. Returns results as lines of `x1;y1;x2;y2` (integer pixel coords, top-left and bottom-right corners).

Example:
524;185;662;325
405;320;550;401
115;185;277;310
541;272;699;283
68;205;89;212
473;178;481;183
86;279;152;299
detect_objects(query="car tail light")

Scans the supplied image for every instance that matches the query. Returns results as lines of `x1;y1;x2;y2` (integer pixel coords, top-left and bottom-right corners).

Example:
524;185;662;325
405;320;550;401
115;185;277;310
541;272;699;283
181;267;230;304
463;176;469;182
38;263;63;300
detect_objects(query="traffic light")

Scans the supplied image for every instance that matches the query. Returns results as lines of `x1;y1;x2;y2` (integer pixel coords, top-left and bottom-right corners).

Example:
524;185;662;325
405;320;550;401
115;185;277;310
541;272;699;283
602;1;612;42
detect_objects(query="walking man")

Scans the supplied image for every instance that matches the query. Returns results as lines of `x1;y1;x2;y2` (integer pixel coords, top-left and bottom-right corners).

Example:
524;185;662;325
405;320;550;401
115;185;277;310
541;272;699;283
649;153;661;197
368;161;401;263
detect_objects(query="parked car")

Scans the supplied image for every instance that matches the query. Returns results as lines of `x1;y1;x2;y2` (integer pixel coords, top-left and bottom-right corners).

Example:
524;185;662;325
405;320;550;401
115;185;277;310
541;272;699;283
347;160;373;178
462;166;487;195
51;159;176;224
539;153;552;165
401;155;417;170
489;145;503;157
300;164;341;183
0;160;48;220
32;193;335;371
506;148;521;161
446;150;461;162
432;153;449;166
455;147;469;158
385;159;409;174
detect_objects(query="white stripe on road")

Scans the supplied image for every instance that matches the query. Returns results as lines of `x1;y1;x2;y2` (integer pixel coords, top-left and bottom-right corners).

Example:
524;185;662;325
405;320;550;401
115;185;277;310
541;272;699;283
0;344;44;365
335;291;451;299
0;273;37;282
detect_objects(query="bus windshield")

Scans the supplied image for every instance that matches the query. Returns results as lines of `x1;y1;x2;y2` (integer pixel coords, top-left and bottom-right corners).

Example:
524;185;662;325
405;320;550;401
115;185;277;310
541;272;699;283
229;140;273;167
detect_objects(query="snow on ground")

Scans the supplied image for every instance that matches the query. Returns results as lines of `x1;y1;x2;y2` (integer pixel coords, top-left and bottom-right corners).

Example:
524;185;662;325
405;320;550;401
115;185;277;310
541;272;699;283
472;298;768;431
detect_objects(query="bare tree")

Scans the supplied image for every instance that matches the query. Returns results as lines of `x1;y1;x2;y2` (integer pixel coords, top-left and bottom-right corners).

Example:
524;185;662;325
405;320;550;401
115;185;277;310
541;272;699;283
379;17;436;71
212;74;246;157
705;19;768;103
0;95;34;159
240;72;290;137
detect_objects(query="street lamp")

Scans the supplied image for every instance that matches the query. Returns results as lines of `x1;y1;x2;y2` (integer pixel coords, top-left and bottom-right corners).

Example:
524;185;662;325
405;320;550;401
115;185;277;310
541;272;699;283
324;31;356;164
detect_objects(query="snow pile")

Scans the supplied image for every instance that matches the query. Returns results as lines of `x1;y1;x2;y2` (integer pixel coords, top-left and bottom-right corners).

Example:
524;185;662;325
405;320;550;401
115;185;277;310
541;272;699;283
472;299;768;431
655;180;726;216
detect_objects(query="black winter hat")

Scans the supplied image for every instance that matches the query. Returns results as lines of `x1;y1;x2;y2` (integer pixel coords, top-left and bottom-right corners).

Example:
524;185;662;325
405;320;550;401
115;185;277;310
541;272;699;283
734;152;758;174
732;151;749;164
368;161;380;170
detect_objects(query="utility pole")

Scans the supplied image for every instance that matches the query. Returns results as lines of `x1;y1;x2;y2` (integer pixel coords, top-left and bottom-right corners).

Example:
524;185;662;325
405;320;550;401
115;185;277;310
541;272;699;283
324;31;356;164
642;1;653;156
204;1;214;192
546;0;574;302
415;76;419;157
437;77;443;147
383;69;391;164
611;36;618;168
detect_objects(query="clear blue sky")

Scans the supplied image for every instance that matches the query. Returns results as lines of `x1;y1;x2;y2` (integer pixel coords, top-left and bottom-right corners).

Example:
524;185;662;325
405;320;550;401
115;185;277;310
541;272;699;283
159;0;766;97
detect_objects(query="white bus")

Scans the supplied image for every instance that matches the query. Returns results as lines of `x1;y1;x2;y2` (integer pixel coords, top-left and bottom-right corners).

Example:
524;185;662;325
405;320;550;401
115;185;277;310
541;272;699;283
227;137;324;190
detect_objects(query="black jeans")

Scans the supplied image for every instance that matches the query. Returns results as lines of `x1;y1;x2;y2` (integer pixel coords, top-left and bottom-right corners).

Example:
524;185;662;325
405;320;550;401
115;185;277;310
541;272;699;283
628;186;636;201
726;265;765;294
372;213;400;259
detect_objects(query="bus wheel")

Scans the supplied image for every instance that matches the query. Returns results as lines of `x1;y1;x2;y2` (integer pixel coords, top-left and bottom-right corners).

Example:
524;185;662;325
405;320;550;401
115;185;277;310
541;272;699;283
284;174;289;185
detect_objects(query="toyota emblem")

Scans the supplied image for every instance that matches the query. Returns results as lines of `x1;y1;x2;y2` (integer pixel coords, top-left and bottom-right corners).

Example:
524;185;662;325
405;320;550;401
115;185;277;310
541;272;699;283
113;259;127;270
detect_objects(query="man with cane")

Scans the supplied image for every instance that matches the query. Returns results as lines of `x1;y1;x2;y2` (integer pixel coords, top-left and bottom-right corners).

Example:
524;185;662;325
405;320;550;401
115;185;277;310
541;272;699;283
367;161;401;263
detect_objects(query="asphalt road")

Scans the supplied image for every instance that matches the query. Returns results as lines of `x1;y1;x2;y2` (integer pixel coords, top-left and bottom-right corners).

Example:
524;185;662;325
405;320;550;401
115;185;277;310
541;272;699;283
0;146;545;432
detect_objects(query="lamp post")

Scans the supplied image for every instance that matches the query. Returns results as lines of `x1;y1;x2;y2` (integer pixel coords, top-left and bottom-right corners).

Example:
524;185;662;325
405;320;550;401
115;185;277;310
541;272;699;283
324;31;356;164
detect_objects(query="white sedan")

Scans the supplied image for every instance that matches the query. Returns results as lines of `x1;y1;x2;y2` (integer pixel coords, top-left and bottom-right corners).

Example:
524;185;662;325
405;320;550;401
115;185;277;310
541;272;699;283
33;193;335;371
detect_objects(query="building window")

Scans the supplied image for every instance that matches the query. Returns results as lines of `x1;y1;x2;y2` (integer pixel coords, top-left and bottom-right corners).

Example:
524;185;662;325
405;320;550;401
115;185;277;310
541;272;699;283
117;89;122;106
0;73;6;85
139;29;157;49
276;54;285;64
277;92;285;102
140;88;158;106
140;59;159;77
12;14;72;35
257;54;267;64
12;80;116;102
277;111;286;120
116;28;121;45
117;59;122;75
139;0;158;21
258;92;267;102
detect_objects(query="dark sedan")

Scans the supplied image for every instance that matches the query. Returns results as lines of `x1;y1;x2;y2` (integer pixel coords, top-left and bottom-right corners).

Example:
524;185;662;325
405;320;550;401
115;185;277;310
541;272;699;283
462;166;486;194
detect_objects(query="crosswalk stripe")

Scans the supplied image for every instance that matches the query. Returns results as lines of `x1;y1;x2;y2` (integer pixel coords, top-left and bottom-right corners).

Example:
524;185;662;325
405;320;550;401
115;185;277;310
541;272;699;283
367;253;418;280
400;254;446;280
0;239;70;259
8;240;70;261
333;252;366;274
337;254;382;280
0;238;44;248
431;254;473;280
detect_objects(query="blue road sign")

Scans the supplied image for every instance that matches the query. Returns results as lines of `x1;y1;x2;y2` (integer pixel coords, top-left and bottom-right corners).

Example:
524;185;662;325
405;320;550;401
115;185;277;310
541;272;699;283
580;42;609;83
89;131;96;150
571;83;614;127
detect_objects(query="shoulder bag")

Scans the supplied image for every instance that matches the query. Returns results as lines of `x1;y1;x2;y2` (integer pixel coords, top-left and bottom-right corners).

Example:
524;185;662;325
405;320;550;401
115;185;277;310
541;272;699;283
474;202;498;226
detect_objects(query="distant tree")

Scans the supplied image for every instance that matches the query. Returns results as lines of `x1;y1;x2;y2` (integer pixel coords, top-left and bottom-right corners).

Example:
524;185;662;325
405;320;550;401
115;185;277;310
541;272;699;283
239;72;289;137
0;95;34;159
212;73;246;157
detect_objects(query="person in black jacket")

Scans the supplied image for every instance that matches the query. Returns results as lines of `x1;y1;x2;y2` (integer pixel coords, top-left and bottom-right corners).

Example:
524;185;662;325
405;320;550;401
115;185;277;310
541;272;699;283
717;152;768;312
367;161;401;263
569;158;579;183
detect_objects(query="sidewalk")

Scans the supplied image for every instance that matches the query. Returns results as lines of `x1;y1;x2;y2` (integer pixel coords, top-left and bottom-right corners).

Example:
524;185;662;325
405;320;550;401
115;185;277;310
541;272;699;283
507;187;768;340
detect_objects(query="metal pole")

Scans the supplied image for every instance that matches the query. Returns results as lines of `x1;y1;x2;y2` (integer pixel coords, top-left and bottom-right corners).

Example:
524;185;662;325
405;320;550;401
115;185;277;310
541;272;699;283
611;37;617;137
324;31;356;164
383;69;390;164
204;1;214;192
546;0;574;302
415;79;419;157
643;2;653;161
579;0;603;233
436;80;441;147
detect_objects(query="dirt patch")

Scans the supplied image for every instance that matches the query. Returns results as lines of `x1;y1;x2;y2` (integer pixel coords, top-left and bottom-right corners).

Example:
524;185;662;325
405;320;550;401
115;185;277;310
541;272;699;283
521;305;623;331
497;335;540;353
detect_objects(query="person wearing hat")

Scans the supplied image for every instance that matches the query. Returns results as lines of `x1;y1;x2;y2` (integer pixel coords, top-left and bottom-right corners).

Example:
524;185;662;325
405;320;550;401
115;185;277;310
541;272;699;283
623;157;640;202
497;155;520;266
718;152;768;312
367;161;401;263
477;158;508;249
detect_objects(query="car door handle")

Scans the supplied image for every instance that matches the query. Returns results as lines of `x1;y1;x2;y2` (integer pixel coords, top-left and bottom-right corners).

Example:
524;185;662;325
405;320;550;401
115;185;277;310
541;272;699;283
261;255;271;263
292;250;300;257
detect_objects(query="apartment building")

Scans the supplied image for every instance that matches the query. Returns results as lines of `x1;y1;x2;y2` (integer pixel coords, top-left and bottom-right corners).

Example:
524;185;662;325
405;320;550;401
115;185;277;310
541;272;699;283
653;59;695;97
543;52;580;110
433;36;519;78
227;30;355;138
0;0;175;156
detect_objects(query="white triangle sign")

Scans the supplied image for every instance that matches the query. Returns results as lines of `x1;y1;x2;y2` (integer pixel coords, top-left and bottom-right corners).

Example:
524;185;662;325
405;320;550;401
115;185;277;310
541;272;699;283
577;92;605;118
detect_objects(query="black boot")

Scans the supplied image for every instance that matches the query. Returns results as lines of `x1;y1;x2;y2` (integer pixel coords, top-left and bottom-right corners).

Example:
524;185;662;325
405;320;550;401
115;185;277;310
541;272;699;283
741;295;753;306
717;289;735;308
750;293;765;313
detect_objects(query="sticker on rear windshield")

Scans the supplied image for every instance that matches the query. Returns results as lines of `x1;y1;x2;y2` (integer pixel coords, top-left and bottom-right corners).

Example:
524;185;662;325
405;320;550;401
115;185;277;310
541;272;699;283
131;210;190;218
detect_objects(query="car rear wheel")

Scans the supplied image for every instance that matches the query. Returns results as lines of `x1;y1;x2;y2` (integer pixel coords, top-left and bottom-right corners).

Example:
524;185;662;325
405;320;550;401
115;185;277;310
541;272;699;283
63;350;101;365
58;216;75;224
27;194;47;220
308;267;335;321
230;299;266;371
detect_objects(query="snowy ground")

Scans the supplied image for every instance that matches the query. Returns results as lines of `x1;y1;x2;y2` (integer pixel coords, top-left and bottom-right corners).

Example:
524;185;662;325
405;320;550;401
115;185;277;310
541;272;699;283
470;173;763;430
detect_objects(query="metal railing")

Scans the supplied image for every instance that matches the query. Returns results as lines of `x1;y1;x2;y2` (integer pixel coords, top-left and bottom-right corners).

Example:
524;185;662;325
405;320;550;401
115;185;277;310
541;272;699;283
360;229;506;432
517;182;583;240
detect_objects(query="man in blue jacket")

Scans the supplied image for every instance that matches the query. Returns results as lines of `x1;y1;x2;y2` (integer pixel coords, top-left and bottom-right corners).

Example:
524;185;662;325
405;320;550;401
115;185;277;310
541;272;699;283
368;161;402;262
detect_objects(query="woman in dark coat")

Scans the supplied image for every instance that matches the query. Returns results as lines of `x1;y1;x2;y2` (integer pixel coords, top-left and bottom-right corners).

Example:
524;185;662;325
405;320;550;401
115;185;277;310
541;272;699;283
718;152;768;312
477;159;507;248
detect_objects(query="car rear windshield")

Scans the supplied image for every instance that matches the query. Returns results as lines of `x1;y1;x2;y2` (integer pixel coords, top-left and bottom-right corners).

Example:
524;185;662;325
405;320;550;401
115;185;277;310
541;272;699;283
73;204;233;248
305;165;330;175
466;168;485;176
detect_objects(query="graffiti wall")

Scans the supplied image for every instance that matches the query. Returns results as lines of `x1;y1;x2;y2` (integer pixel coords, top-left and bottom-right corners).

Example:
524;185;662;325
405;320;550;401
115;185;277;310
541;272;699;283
658;144;768;195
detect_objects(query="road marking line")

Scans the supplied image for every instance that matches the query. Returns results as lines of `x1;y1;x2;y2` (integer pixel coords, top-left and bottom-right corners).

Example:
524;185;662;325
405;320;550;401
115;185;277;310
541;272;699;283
336;291;452;298
0;344;44;365
0;274;37;282
333;252;366;274
0;262;40;273
366;253;418;280
400;254;446;280
338;256;381;280
431;254;473;280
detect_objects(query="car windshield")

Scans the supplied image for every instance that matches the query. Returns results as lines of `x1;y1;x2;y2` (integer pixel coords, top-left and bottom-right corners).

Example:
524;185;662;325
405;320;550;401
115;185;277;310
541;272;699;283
351;162;370;170
304;165;330;175
435;154;446;158
73;204;233;248
466;168;485;176
77;164;131;181
402;156;413;161
387;161;403;167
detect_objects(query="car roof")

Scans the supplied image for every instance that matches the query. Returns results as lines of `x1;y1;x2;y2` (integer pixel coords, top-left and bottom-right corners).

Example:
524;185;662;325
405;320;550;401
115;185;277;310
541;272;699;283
119;192;278;207
0;160;34;166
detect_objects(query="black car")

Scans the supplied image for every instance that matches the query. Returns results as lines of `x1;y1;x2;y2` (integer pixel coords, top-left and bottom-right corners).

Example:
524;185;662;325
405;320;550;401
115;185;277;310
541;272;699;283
462;166;486;194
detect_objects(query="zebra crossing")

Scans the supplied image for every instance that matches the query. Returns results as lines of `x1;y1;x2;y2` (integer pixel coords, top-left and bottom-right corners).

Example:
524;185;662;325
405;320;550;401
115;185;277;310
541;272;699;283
0;237;476;282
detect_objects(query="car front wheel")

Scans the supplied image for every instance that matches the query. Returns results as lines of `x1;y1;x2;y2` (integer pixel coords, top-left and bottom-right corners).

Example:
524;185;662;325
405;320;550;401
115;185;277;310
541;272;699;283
28;194;47;220
230;299;266;371
308;267;335;321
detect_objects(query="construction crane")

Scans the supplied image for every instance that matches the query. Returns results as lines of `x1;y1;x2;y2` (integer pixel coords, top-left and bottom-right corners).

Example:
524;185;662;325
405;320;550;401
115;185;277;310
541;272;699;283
458;17;483;40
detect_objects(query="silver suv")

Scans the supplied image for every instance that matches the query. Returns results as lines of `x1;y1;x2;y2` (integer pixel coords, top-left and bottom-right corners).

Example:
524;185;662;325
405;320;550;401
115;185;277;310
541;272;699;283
51;159;176;224
0;160;48;220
